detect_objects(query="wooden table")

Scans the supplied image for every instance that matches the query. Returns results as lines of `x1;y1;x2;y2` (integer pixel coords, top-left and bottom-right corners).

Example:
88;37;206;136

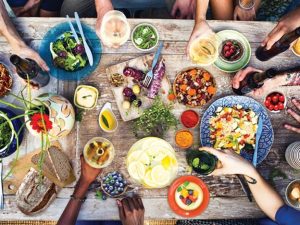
0;18;299;221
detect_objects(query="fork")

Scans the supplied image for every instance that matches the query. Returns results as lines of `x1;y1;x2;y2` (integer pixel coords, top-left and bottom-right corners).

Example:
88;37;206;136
142;42;163;88
0;159;4;209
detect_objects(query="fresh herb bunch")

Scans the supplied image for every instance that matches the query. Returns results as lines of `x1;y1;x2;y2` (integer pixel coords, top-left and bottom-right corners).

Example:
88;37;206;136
0;115;12;149
133;97;178;137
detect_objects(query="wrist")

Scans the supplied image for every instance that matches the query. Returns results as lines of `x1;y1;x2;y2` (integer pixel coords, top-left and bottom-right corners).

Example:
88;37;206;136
73;177;90;199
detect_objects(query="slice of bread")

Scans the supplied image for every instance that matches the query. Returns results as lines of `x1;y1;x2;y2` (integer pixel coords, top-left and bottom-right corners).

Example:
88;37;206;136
31;152;56;177
16;168;58;215
47;146;73;182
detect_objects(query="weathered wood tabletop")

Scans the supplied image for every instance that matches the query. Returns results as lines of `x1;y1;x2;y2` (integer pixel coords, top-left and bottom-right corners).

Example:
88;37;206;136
0;18;300;221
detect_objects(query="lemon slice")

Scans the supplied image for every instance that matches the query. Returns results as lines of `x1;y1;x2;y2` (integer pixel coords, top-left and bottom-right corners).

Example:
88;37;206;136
151;165;170;187
139;152;151;165
128;161;146;181
143;170;157;188
127;150;143;164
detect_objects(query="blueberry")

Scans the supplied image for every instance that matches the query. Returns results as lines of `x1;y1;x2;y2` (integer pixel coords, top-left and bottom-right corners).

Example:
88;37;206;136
104;187;108;191
109;186;114;191
186;199;192;205
123;180;127;185
102;194;107;200
110;180;115;185
113;175;118;180
188;190;193;195
112;171;117;175
119;183;124;188
118;177;123;182
118;187;124;192
115;181;120;187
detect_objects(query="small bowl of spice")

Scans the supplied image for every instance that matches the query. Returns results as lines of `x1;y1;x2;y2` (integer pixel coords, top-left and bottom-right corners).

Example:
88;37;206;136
180;109;200;129
175;129;193;149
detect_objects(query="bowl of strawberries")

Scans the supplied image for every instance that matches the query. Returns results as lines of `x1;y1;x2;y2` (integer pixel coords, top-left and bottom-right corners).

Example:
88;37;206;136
264;92;286;113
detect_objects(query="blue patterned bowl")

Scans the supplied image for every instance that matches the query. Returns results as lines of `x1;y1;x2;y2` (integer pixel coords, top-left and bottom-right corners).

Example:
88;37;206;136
0;108;24;158
200;95;274;164
39;22;102;81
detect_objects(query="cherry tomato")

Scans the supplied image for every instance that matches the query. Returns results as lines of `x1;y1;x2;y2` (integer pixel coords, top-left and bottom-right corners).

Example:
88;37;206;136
265;100;271;107
276;93;280;97
268;104;274;111
278;102;284;110
274;105;279;111
279;95;285;103
267;96;271;101
272;95;279;104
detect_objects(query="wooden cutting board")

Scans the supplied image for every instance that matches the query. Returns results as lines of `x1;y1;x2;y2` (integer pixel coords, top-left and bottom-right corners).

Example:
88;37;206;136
106;54;171;121
3;142;76;194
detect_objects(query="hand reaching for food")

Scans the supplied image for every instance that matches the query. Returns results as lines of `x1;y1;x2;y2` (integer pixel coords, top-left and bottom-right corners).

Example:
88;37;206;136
285;98;300;134
200;147;256;177
117;196;145;225
79;156;102;185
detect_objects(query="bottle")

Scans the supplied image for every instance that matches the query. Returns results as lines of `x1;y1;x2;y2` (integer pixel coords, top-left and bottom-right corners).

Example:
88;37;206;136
10;54;50;88
256;27;300;61
232;68;278;95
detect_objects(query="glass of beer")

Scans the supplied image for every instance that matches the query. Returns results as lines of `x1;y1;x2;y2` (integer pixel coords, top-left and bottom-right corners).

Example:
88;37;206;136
189;33;219;66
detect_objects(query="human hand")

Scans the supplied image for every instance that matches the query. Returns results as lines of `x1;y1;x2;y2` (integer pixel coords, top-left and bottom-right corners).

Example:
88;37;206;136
233;5;256;21
79;156;102;185
117;196;145;225
186;20;213;57
14;0;40;16
171;0;195;19
232;66;282;97
261;7;300;50
284;98;300;133
12;43;49;71
201;147;256;177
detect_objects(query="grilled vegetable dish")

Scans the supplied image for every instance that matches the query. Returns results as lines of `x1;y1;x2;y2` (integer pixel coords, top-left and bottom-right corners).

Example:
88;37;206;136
50;31;87;71
0;63;12;97
174;68;216;107
209;105;258;154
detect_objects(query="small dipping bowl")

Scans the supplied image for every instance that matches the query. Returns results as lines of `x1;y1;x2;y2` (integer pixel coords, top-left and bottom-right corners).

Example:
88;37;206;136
264;91;286;113
180;109;200;129
99;102;118;133
285;179;300;210
83;137;115;169
219;39;245;64
101;171;128;198
74;85;99;110
175;129;193;149
131;23;159;52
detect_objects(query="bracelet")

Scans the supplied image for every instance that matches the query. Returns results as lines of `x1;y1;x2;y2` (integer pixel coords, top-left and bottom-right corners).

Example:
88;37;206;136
244;176;257;184
70;194;87;202
239;0;255;10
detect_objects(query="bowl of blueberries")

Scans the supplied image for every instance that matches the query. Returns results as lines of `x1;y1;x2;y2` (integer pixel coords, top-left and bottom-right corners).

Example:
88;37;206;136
101;171;128;198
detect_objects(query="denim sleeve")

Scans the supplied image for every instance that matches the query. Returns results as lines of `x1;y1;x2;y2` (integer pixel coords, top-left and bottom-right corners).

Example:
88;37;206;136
275;204;300;225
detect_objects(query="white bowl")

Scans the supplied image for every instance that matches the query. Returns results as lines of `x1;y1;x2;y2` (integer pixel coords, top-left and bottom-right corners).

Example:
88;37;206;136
264;91;287;113
131;23;159;52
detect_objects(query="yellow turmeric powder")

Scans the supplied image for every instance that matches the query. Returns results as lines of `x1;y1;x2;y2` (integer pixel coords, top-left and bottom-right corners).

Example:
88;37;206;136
175;130;193;148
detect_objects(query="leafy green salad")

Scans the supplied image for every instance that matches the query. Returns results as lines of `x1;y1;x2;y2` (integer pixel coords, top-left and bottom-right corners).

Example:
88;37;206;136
132;24;158;50
0;115;12;149
50;31;87;71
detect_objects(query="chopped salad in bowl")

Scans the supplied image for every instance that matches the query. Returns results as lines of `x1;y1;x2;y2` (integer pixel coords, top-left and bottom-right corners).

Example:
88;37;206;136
132;23;159;51
50;31;87;71
209;105;258;154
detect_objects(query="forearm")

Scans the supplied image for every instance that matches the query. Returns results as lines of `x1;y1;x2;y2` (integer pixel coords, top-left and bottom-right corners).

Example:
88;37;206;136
95;0;114;19
0;1;26;49
195;0;209;22
245;168;284;220
57;177;91;225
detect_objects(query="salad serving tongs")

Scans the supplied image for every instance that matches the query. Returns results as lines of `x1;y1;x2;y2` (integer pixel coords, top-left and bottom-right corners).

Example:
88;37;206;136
66;12;93;66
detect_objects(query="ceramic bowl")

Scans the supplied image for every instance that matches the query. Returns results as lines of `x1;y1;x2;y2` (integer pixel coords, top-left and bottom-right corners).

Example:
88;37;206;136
175;129;194;149
101;171;128;198
131;23;159;52
285;179;300;210
219;39;245;64
285;141;300;170
264;91;287;113
180;109;200;129
74;85;99;110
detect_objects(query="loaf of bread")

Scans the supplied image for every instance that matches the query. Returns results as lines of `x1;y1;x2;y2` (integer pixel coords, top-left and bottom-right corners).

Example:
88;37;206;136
16;168;58;215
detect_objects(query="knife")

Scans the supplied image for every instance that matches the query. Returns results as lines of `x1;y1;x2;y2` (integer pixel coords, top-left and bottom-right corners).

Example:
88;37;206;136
253;115;263;167
74;12;93;66
0;159;4;209
66;15;80;43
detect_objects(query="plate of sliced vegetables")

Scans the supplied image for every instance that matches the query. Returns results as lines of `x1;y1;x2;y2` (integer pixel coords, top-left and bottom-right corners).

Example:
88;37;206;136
200;96;273;164
39;22;101;80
